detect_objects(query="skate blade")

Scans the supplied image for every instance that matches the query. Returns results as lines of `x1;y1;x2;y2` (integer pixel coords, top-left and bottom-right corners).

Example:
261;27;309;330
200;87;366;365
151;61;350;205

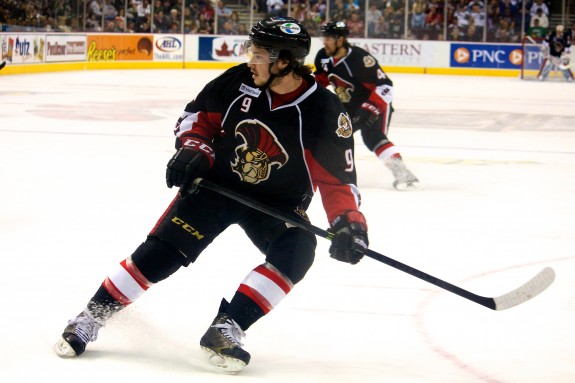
393;180;421;191
54;337;78;358
201;346;246;374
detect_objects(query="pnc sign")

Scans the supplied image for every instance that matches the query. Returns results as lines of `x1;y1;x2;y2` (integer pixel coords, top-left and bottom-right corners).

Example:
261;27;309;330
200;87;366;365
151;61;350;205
450;43;523;69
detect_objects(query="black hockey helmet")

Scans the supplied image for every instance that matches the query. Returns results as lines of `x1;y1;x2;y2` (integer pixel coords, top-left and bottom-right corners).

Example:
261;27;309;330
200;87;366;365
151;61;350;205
248;17;311;64
321;21;349;38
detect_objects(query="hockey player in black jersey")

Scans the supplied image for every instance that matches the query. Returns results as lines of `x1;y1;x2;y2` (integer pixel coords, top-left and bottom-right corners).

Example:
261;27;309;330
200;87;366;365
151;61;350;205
314;21;420;191
537;25;574;82
54;17;368;373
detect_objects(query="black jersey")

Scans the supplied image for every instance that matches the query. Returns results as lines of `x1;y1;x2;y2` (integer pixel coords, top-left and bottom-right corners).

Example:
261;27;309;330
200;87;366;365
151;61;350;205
174;64;360;223
314;46;393;116
545;31;571;58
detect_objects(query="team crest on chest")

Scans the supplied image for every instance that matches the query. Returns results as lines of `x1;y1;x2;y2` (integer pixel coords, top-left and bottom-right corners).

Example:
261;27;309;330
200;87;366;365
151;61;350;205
363;55;376;68
328;74;354;103
231;119;289;184
335;113;352;138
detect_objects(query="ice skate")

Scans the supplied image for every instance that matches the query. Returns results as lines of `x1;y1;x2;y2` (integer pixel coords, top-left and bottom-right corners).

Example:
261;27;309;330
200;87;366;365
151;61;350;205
54;309;103;357
386;157;420;191
200;312;250;374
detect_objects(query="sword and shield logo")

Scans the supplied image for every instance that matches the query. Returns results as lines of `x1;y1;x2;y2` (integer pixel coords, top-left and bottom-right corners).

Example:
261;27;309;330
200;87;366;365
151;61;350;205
231;119;289;184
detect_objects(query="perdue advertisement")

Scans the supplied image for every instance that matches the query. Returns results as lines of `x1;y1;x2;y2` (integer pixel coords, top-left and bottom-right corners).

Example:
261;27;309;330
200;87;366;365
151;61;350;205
45;35;86;62
86;35;154;61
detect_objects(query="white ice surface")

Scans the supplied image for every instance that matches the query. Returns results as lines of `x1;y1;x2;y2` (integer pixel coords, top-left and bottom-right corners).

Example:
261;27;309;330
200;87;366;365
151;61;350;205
1;70;574;382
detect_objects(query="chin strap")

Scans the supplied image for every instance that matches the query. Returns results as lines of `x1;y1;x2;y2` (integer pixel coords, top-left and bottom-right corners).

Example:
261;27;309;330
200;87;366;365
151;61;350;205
259;62;293;90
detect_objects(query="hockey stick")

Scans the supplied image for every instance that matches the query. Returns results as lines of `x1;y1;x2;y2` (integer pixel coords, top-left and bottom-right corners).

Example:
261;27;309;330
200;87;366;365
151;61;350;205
190;178;555;311
0;61;6;70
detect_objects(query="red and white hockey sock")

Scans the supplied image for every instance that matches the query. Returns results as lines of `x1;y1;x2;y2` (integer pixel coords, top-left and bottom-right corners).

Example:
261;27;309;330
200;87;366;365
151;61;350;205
237;263;294;314
102;257;154;306
375;142;401;162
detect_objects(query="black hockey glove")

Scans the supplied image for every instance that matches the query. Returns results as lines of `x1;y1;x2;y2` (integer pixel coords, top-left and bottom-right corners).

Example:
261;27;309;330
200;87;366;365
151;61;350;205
352;102;382;129
166;138;214;190
329;211;369;265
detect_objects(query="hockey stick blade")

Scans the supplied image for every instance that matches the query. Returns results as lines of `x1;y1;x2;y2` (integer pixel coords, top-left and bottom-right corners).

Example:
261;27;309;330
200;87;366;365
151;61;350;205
492;267;555;310
191;178;555;311
0;61;6;70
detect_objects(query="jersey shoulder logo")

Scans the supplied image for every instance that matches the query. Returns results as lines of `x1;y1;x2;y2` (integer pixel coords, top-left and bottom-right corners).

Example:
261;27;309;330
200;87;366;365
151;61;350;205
231;119;289;184
335;113;352;138
363;55;376;68
239;83;262;97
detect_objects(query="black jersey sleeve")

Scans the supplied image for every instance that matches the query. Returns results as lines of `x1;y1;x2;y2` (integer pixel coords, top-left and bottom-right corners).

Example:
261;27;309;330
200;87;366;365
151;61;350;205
304;86;361;223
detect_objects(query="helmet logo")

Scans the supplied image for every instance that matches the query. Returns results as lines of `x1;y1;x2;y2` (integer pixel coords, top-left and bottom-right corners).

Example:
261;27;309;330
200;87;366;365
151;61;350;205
279;22;301;35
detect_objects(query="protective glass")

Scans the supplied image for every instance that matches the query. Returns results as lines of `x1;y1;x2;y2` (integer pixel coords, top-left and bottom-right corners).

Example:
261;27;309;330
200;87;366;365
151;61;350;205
243;40;279;64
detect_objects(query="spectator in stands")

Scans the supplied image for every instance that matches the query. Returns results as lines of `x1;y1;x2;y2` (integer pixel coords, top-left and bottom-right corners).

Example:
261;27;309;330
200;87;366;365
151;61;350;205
485;0;499;40
237;23;249;35
267;0;286;18
528;18;547;38
331;0;347;24
410;0;426;37
425;4;443;35
367;3;382;37
454;4;470;35
198;13;213;34
301;9;320;36
469;3;485;40
495;17;515;42
183;7;198;34
168;8;181;26
373;14;388;38
136;0;151;23
449;16;462;40
216;0;232;29
86;11;103;31
292;2;307;22
167;21;180;33
347;11;364;37
529;0;549;18
220;20;237;34
153;10;169;32
344;0;360;12
530;8;548;29
386;5;405;39
102;0;118;22
90;0;103;23
499;0;517;21
201;1;215;24
104;19;116;32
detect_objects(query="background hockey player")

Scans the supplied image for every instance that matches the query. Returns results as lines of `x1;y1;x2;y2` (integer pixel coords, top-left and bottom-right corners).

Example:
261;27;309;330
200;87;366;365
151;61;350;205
538;25;574;82
54;17;369;374
314;21;420;191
